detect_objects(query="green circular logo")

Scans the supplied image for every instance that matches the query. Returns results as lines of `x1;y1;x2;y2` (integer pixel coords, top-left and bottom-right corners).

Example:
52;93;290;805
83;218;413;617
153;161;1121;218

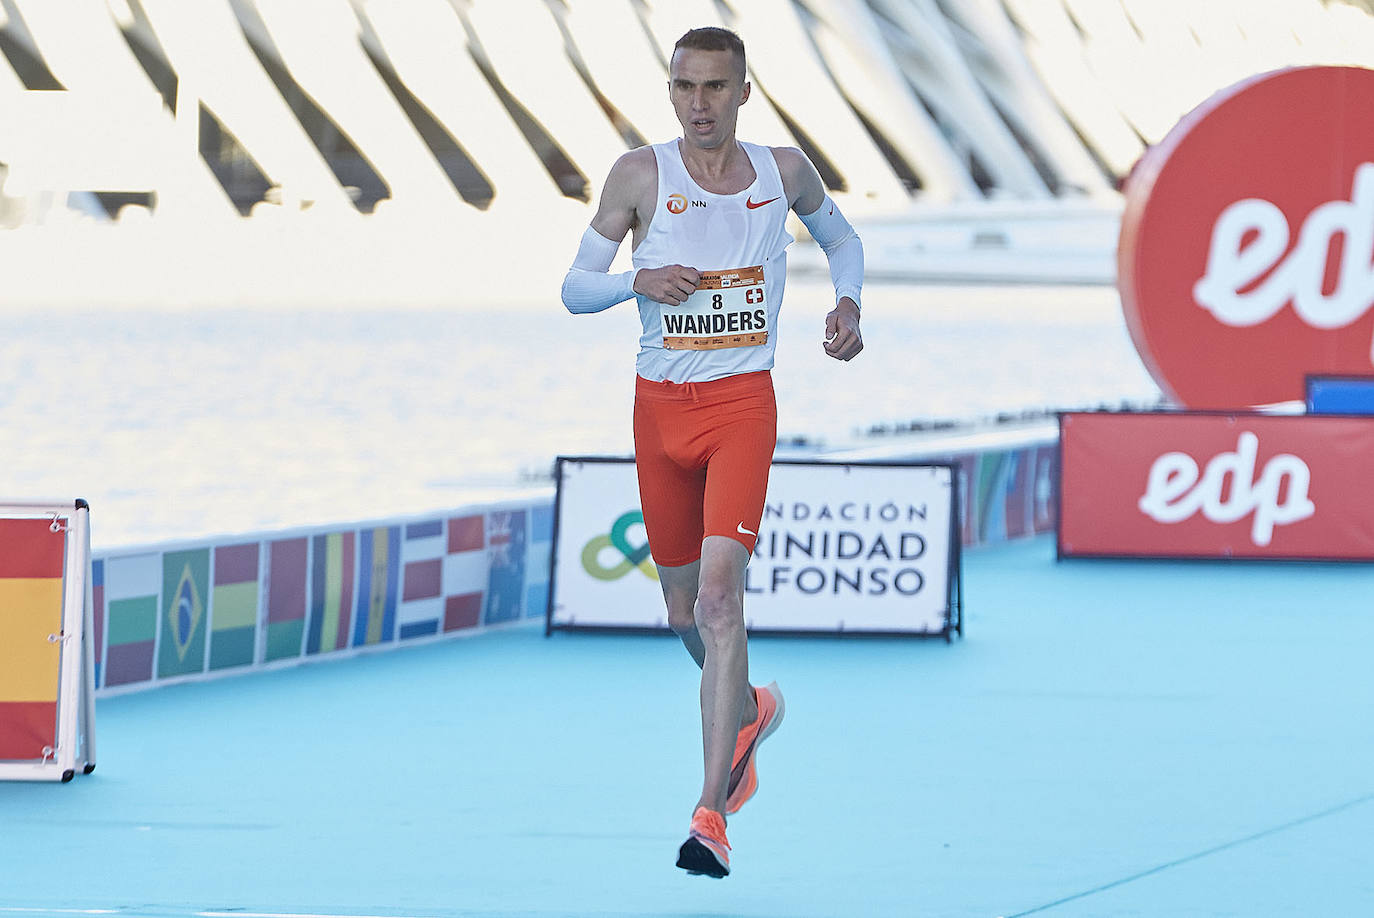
581;510;658;581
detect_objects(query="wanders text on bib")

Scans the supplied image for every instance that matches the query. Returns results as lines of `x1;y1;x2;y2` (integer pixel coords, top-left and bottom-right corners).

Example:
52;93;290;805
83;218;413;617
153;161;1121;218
662;266;768;350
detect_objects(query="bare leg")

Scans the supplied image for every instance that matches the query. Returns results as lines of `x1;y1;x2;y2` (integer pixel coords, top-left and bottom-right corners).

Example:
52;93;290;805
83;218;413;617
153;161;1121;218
657;558;706;668
691;535;754;815
658;555;759;725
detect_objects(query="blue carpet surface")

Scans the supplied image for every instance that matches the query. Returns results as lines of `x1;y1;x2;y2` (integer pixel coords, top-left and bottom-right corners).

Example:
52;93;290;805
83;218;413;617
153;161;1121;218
1;536;1371;917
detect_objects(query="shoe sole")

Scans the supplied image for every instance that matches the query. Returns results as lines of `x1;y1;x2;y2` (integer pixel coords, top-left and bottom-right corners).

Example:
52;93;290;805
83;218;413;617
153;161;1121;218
756;681;785;747
726;681;786;814
677;837;729;878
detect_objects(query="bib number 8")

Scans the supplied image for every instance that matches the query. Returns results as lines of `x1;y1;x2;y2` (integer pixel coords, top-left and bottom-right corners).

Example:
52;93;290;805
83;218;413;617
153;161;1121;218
712;294;723;310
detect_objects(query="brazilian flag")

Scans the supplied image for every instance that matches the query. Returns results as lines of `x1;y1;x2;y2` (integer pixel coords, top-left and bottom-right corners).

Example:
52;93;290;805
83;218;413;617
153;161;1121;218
158;549;210;679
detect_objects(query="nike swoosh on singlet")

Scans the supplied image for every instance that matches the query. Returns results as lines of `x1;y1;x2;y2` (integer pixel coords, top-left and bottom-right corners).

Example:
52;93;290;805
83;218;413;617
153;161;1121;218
745;196;780;210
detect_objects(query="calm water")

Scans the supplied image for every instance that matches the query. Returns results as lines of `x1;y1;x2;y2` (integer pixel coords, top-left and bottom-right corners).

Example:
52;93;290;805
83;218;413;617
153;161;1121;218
0;280;1159;549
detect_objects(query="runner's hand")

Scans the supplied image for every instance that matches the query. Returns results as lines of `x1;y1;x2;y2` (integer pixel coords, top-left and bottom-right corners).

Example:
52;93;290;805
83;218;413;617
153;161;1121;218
824;298;863;361
633;265;700;306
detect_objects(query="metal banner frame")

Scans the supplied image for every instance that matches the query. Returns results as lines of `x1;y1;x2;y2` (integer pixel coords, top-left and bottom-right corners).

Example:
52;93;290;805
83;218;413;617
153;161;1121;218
0;499;97;782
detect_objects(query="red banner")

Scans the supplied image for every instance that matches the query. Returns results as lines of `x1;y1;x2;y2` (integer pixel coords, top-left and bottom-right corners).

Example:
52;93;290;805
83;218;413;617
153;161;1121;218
1058;412;1374;560
1118;66;1374;409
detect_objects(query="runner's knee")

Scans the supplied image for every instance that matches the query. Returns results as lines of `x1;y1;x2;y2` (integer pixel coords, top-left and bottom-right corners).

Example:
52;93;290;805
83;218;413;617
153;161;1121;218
694;584;743;636
666;595;697;634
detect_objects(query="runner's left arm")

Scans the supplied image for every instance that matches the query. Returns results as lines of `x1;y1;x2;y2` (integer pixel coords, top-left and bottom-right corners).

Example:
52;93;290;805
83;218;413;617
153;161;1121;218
779;148;864;361
804;201;863;360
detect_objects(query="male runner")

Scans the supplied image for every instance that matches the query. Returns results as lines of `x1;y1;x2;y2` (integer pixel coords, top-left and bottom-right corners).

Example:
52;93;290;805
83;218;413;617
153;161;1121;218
560;26;863;878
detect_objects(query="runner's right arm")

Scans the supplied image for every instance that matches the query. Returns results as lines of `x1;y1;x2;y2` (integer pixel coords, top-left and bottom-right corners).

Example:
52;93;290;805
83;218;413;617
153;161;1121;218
562;150;699;312
561;224;636;314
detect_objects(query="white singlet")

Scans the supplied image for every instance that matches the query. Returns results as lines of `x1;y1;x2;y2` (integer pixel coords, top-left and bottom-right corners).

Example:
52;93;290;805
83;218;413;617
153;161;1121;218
632;140;794;383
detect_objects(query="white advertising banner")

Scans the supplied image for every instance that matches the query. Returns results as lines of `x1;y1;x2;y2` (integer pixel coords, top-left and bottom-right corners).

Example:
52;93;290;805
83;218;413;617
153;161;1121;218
549;458;961;636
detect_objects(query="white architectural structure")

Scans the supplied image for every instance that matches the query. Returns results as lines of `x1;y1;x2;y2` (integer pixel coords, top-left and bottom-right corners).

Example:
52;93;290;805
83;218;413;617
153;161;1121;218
0;0;1369;302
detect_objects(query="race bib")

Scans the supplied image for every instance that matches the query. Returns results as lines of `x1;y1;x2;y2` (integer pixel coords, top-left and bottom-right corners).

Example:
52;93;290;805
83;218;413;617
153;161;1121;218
662;266;768;350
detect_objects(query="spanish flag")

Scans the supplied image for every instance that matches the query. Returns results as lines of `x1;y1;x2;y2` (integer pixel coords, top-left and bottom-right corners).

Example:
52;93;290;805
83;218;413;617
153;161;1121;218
0;519;65;761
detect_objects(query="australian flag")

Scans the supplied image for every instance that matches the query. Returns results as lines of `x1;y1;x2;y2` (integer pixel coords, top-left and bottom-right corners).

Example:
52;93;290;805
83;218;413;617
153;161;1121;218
484;510;527;625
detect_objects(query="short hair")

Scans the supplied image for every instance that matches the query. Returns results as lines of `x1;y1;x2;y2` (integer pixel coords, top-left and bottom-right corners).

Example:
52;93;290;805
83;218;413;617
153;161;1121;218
672;27;746;82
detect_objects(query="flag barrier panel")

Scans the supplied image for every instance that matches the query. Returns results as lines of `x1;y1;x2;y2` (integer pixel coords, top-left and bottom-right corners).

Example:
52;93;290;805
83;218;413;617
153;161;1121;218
91;497;555;696
0;500;96;782
0;432;1055;701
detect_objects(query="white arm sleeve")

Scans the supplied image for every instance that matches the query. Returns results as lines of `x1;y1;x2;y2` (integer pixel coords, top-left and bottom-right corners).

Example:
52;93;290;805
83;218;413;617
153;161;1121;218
799;195;863;310
561;226;638;314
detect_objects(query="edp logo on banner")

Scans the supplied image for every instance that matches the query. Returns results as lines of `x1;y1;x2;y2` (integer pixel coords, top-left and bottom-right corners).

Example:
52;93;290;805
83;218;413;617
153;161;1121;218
1137;432;1315;547
1058;412;1374;561
548;458;961;636
1119;66;1374;410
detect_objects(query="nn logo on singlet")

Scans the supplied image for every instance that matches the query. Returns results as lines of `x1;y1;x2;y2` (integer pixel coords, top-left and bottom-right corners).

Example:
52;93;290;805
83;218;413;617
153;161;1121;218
666;194;706;214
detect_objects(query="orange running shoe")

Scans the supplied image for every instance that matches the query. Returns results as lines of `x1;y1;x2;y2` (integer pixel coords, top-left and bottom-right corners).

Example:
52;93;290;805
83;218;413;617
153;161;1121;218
676;806;731;878
725;681;785;814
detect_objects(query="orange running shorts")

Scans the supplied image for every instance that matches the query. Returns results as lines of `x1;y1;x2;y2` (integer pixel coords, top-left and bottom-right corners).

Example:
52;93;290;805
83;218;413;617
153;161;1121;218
633;370;777;567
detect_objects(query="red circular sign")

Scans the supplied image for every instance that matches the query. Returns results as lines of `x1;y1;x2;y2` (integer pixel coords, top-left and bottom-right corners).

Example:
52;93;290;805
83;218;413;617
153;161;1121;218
1119;66;1374;409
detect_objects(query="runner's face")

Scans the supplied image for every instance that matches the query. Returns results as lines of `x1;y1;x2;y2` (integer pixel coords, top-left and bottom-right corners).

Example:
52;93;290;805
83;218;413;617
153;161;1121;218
668;48;748;150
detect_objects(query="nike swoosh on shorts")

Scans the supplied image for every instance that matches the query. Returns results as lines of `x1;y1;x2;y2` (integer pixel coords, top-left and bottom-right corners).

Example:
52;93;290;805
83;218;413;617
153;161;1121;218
737;522;757;537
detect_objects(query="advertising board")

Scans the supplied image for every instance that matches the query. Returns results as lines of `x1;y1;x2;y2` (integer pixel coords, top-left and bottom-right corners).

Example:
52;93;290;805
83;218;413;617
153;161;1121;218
1118;66;1374;409
1058;412;1374;561
550;458;961;637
